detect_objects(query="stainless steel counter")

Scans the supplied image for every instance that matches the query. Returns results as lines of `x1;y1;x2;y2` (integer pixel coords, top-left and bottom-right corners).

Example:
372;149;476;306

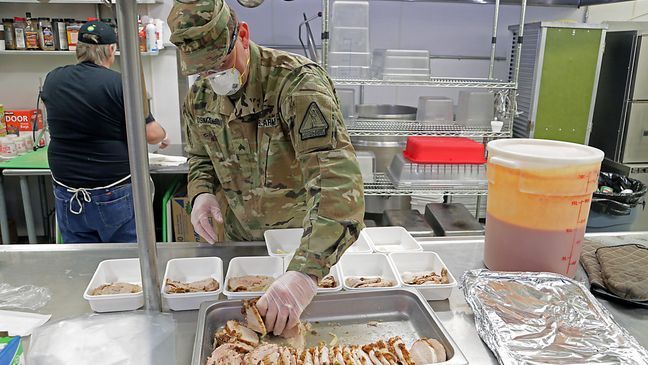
1;233;647;364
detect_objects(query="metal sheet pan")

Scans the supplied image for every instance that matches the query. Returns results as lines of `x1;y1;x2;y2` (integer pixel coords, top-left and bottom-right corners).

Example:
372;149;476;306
192;289;468;365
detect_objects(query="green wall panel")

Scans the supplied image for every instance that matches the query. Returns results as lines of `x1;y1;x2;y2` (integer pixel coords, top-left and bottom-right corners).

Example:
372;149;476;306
534;28;602;144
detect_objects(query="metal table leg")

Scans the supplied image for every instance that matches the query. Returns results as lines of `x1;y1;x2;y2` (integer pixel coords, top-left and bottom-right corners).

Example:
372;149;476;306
20;176;38;244
0;175;10;244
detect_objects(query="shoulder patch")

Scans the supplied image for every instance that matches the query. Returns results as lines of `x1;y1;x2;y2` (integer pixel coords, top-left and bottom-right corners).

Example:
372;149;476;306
299;102;329;140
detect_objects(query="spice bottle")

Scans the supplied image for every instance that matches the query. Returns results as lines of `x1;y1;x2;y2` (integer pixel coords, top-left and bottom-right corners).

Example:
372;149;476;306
24;13;39;50
52;19;68;50
66;20;81;51
38;18;55;51
2;19;16;50
13;17;26;50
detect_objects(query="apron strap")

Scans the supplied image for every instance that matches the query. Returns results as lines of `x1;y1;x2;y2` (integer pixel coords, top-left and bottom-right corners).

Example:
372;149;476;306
52;175;131;215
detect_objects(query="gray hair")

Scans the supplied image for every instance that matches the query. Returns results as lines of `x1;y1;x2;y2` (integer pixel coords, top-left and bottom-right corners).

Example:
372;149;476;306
76;43;115;65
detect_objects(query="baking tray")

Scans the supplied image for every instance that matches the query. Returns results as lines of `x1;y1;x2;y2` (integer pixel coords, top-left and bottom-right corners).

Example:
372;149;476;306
192;289;468;365
387;154;487;189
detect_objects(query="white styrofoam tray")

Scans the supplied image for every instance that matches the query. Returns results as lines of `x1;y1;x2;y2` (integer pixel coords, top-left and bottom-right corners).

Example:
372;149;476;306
224;256;284;299
361;227;423;253
264;228;303;257
346;233;373;253
281;254;342;293
317;265;343;293
389;252;457;301
339;253;401;291
161;257;223;311
83;258;144;313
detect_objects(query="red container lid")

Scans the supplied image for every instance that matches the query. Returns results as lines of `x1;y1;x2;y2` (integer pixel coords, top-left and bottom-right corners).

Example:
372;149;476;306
403;136;486;164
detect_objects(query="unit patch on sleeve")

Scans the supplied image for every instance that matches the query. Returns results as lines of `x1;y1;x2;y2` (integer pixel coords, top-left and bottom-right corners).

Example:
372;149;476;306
299;102;329;140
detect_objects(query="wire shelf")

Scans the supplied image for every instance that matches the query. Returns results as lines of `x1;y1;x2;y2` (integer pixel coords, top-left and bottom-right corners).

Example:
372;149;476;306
364;173;488;196
332;77;516;89
346;119;512;137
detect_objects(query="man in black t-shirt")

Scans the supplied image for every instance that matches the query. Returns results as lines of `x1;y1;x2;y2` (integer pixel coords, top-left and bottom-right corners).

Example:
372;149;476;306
41;20;169;243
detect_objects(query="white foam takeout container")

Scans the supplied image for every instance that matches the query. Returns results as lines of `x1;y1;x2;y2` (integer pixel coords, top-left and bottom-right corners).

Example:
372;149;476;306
339;253;401;291
83;258;144;313
281;254;343;294
361;227;423;253
223;256;284;299
317;265;343;294
161;257;223;311
345;232;373;254
389;252;457;301
266;228;372;256
264;228;303;257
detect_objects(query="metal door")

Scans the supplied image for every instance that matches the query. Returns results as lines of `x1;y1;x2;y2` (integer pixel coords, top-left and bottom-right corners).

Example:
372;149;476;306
631;36;648;100
623;102;648;163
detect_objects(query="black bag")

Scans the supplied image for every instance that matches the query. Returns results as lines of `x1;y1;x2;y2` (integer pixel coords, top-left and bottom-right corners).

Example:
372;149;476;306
591;173;646;216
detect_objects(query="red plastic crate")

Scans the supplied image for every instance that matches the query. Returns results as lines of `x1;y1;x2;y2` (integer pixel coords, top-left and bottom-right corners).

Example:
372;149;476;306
403;137;486;164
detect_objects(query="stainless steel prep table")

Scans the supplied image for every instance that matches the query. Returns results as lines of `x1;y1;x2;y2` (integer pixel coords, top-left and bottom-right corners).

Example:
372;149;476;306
1;232;647;364
0;144;190;244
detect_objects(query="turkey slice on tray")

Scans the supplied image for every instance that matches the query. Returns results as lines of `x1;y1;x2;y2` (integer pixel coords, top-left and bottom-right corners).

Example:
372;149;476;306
215;320;260;348
388;337;414;365
207;343;247;365
243;298;268;336
409;338;447;364
319;344;332;365
244;344;279;364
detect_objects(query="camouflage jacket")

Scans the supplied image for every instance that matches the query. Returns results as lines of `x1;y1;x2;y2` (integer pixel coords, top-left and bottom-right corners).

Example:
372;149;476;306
183;43;365;279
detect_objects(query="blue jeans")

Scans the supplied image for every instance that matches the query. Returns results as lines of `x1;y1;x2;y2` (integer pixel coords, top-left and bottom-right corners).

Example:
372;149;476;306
53;183;137;243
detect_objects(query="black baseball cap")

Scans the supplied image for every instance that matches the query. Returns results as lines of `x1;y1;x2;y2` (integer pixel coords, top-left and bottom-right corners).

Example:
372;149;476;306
79;20;117;45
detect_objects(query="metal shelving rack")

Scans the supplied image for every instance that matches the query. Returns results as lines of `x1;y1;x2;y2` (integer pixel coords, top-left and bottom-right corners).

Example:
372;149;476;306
322;0;528;198
0;50;159;56
346;119;511;138
364;173;488;196
332;77;515;89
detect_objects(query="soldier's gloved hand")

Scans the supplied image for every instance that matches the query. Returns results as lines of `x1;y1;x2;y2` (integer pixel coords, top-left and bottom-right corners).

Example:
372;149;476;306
190;193;223;244
256;271;317;337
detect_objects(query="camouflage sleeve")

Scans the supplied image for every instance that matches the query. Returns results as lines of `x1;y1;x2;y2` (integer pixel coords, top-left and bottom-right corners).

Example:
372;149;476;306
280;66;365;280
184;82;220;203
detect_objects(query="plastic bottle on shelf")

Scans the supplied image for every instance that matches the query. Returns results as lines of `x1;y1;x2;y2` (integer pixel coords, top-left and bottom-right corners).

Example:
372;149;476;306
154;18;164;50
13;17;27;50
24;13;39;50
144;17;157;53
3;19;16;50
138;16;146;53
38;18;55;51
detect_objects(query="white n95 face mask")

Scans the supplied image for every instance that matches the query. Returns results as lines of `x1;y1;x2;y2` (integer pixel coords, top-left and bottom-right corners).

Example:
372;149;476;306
205;44;250;96
206;68;243;96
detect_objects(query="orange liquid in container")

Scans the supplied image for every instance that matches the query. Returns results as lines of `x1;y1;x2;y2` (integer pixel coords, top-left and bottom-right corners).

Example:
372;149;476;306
484;139;603;278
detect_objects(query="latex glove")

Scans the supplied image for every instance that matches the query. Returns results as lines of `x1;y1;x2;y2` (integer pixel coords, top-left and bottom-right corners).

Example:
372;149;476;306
256;271;317;336
190;193;223;244
159;133;170;149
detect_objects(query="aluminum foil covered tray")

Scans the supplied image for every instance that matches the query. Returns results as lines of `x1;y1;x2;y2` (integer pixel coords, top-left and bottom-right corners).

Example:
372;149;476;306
462;269;648;364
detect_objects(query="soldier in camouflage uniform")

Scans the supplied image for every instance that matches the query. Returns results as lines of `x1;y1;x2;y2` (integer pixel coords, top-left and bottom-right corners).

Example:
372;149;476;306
168;0;364;336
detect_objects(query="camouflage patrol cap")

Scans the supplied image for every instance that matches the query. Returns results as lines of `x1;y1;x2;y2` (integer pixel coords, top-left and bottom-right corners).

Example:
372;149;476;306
167;0;235;75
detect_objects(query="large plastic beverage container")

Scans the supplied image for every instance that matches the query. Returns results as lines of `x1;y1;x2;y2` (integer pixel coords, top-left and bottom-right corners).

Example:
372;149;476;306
484;139;604;278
